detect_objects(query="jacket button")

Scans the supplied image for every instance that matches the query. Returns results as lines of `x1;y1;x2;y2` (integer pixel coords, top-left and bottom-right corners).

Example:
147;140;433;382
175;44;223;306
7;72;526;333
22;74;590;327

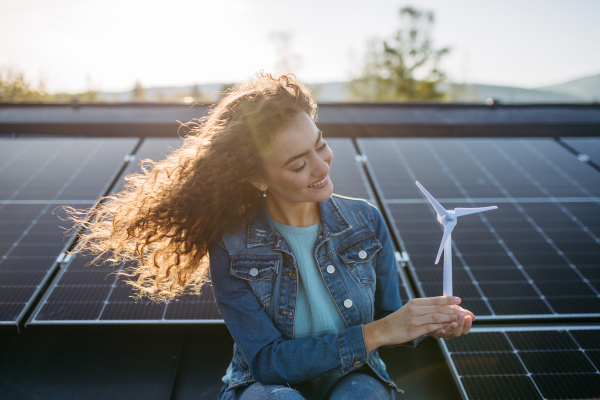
326;265;335;274
250;267;258;276
344;299;353;308
353;360;361;368
358;250;367;259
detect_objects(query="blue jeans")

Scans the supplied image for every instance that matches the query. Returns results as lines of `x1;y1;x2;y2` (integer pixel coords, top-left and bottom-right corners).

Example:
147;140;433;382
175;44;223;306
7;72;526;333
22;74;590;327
217;366;396;400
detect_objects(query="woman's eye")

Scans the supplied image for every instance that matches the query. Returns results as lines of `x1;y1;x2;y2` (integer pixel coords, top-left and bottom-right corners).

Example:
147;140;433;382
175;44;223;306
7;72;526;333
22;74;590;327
319;141;328;150
293;163;306;173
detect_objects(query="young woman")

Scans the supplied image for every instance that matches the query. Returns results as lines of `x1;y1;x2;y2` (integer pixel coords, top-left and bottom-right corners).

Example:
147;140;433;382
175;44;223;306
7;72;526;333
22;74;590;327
63;71;474;400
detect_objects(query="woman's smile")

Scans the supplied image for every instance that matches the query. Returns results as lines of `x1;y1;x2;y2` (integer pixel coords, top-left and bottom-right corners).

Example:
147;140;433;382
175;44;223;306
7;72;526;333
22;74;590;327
308;173;329;189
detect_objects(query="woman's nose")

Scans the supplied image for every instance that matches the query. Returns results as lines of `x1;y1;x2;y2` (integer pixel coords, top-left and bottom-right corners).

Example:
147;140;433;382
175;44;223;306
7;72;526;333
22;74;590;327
316;153;331;173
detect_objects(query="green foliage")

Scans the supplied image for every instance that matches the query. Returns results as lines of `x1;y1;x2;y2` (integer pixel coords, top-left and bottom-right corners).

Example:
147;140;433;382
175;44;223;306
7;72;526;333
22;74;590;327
131;80;146;101
0;65;102;103
347;6;450;101
218;83;237;101
0;66;51;101
189;84;212;103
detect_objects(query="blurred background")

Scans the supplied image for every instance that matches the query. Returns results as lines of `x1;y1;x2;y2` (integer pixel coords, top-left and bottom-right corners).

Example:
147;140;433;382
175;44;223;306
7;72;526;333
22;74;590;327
1;0;599;105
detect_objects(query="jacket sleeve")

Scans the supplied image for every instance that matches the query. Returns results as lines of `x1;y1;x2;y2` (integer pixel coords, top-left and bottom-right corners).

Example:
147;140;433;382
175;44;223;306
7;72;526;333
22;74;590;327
367;201;428;349
208;236;369;385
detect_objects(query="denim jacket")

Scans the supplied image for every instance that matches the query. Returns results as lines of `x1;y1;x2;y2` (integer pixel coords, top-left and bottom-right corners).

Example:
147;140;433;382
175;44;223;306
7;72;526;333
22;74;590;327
208;194;428;395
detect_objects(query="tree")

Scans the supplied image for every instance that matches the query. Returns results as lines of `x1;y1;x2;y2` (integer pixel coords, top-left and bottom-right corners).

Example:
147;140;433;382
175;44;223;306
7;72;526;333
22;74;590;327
131;80;146;101
218;83;237;101
190;84;212;103
346;6;450;101
0;65;51;101
155;90;165;102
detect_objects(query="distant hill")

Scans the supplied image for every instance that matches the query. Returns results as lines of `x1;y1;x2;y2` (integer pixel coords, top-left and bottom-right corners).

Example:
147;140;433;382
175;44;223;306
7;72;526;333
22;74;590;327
97;82;354;103
438;82;589;103
96;73;599;104
536;73;600;102
97;84;224;103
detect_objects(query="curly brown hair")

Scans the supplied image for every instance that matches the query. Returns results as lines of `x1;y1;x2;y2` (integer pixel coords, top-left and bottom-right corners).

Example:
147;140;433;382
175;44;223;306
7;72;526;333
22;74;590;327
59;70;318;302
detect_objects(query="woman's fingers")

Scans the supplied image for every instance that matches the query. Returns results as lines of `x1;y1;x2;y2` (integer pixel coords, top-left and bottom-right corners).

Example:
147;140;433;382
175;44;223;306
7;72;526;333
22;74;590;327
415;313;458;326
451;312;466;338
426;323;453;335
463;315;472;335
453;305;476;321
420;305;464;316
413;296;461;307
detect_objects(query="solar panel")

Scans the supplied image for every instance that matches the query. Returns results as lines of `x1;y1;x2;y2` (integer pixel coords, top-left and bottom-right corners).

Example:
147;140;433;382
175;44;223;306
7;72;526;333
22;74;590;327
560;137;600;166
441;326;600;400
358;138;600;320
27;137;413;324
0;137;139;201
110;138;184;192
0;138;139;326
326;138;378;205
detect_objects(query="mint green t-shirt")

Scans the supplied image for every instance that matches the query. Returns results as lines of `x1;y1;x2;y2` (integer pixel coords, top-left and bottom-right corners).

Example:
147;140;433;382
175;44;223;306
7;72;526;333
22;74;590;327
272;220;347;400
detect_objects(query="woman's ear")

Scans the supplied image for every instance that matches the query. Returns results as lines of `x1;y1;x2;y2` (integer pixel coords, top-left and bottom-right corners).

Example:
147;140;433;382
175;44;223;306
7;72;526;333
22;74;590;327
249;179;267;192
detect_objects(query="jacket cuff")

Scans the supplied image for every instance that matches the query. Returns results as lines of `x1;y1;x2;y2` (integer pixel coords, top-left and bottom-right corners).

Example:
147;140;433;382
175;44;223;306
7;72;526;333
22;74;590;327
338;325;368;374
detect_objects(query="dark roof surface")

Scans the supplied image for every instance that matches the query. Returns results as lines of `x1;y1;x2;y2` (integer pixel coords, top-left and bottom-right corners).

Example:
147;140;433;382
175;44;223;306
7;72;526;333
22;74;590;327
1;103;599;137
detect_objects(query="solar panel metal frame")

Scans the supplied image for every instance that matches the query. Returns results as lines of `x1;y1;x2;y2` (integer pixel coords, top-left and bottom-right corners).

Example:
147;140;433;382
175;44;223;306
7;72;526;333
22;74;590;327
26;137;414;325
357;138;600;321
0;137;140;328
560;137;600;167
326;138;379;206
438;325;600;400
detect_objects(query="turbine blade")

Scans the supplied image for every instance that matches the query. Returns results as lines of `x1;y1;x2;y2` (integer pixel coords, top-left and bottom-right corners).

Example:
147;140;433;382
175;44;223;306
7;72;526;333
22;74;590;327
435;221;456;264
454;206;498;217
415;181;447;218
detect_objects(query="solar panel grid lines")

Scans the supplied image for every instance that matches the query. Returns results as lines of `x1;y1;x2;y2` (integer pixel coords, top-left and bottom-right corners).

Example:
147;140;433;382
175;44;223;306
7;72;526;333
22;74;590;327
109;138;183;193
0;138;140;202
27;137;414;324
357;137;600;320
381;140;502;316
560;137;600;168
0;140;70;202
326;138;378;206
494;140;600;203
439;326;600;400
520;140;600;199
457;141;600;314
425;142;562;316
0;138;139;327
25;138;222;325
26;249;223;324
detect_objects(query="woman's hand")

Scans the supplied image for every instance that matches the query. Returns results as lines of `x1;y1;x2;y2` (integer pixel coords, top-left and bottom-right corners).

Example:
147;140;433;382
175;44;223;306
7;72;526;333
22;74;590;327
379;296;470;346
429;305;474;340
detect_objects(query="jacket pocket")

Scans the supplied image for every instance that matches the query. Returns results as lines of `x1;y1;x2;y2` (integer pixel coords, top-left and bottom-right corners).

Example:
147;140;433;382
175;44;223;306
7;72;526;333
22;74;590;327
337;236;382;284
230;256;279;306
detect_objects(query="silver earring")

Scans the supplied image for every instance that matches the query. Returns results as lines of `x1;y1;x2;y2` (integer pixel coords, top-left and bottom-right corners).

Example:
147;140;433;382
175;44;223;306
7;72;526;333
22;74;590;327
262;190;267;197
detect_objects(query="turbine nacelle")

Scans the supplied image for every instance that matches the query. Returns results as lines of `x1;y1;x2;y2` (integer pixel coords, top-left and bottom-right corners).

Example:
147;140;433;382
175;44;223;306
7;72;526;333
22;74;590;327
438;210;456;225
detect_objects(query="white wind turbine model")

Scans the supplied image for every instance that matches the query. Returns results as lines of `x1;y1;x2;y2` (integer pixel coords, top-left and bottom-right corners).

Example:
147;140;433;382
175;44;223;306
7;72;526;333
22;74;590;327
415;181;498;298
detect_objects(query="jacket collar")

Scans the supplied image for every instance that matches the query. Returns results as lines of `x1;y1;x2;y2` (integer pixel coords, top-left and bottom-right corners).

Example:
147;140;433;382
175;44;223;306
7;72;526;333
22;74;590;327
246;195;352;248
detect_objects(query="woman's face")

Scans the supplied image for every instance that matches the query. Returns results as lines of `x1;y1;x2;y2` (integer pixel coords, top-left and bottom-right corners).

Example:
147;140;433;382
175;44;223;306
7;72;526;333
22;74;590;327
255;111;334;203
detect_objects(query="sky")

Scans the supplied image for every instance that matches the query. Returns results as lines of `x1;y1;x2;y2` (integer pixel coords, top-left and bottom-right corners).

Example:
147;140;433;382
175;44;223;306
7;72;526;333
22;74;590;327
1;0;599;93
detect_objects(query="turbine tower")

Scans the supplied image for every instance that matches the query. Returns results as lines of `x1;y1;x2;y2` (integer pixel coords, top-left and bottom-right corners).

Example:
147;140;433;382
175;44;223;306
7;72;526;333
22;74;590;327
415;181;498;297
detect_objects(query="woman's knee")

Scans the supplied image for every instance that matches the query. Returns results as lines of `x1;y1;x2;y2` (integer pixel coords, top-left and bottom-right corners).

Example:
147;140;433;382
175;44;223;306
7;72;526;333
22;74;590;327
233;381;307;400
326;369;395;400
